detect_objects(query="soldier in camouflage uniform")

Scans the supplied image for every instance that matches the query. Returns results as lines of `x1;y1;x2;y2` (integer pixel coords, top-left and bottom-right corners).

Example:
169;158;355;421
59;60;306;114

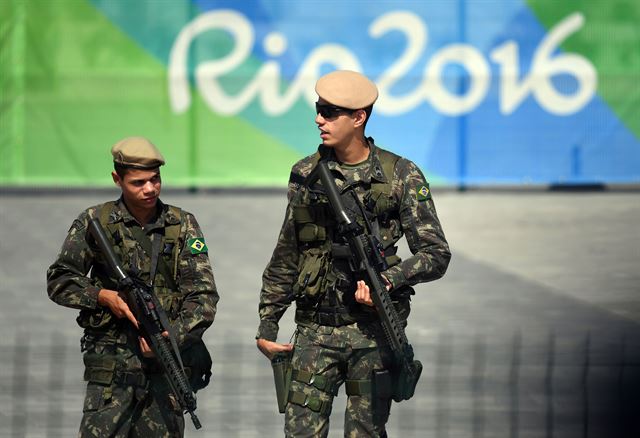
256;71;451;437
47;137;219;437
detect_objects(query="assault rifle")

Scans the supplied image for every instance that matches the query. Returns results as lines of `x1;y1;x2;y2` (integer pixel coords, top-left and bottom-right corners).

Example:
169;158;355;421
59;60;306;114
309;161;422;402
88;218;202;429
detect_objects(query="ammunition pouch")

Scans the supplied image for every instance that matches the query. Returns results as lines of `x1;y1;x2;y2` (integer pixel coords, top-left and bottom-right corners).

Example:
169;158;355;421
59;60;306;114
285;367;338;416
83;354;117;386
270;351;293;413
287;390;333;416
392;359;423;402
292;369;339;395
180;338;212;392
292;248;335;299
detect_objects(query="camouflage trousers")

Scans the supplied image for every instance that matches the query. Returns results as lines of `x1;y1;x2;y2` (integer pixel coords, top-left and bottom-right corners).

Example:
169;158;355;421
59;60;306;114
78;333;185;437
285;324;392;438
78;375;184;438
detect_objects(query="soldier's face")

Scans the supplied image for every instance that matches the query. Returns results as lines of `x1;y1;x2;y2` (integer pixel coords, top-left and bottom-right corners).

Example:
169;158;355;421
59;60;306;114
315;99;362;148
113;168;162;211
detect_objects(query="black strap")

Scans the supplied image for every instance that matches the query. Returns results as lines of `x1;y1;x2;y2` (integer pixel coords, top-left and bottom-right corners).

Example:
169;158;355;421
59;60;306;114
129;226;178;291
289;171;307;186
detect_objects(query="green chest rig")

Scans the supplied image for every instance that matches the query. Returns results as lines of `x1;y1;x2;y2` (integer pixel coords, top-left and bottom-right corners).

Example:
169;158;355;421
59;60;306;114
91;201;185;325
290;146;402;306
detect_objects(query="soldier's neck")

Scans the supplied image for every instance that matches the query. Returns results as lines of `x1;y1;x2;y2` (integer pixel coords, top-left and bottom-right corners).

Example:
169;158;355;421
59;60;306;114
334;136;370;165
125;202;157;226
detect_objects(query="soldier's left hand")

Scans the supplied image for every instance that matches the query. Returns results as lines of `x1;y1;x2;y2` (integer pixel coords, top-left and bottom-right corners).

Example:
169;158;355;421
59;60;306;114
138;331;169;358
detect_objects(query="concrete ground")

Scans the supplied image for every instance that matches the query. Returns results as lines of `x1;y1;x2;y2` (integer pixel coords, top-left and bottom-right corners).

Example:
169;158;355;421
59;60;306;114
1;188;639;437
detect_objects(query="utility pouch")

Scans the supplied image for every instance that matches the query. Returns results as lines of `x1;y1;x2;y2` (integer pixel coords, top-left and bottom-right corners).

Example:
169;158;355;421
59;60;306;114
371;369;393;423
271;351;293;413
292;249;330;298
83;354;117;386
393;360;423;402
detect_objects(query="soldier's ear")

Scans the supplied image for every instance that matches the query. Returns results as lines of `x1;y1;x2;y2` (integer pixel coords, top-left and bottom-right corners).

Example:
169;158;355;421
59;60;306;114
352;109;367;129
112;171;122;187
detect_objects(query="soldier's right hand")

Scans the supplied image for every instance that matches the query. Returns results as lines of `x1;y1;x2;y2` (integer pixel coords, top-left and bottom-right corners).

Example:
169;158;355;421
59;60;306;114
98;289;139;329
256;338;293;360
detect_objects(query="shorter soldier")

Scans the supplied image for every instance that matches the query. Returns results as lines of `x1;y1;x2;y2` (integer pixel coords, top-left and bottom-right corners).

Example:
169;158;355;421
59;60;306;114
256;71;451;436
47;137;219;437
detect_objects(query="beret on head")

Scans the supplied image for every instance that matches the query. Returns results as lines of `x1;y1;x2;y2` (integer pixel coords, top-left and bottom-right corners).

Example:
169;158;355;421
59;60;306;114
315;70;378;109
111;137;165;169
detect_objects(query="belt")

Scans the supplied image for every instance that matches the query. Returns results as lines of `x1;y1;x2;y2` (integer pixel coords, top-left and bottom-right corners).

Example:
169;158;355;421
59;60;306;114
295;308;377;327
115;371;148;387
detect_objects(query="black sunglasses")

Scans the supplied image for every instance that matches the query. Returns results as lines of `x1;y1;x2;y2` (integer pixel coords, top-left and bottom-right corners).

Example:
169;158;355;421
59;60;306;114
315;103;355;119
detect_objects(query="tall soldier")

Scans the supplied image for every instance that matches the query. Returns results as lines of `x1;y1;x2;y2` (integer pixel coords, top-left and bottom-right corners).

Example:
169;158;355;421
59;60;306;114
47;137;219;437
256;70;451;437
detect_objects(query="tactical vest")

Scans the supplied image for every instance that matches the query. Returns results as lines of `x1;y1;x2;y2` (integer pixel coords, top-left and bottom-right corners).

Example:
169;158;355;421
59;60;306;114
77;201;186;335
291;147;404;306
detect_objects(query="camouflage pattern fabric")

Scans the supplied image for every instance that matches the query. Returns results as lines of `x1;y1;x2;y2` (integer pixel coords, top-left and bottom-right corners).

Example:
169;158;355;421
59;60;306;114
285;324;392;438
79;374;184;437
257;140;450;435
47;197;218;437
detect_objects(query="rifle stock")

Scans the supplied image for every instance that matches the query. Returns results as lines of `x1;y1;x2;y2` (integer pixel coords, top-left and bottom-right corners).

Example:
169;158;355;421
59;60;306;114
88;218;202;429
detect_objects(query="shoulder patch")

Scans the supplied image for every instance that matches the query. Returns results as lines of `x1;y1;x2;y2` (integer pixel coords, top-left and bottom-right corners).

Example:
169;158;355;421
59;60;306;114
187;237;208;255
416;183;431;201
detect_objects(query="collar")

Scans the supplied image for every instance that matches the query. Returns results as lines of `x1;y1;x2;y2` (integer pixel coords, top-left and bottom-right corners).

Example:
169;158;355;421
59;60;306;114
110;197;177;231
318;137;387;184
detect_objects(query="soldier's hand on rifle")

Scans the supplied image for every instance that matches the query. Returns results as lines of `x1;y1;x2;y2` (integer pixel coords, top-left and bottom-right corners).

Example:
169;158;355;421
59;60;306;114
98;288;139;329
138;332;169;358
256;338;293;360
355;276;392;307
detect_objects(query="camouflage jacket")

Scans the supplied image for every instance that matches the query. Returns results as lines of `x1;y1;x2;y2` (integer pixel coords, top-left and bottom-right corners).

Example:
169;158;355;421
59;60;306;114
257;140;450;341
47;197;218;348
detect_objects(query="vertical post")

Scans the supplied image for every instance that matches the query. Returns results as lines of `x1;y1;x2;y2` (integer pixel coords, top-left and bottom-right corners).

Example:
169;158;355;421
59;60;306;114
221;332;243;436
12;331;29;436
436;332;452;438
4;0;26;184
545;332;555;438
616;334;627;438
472;335;486;438
581;332;590;438
47;332;66;434
457;0;468;191
187;0;198;192
509;331;521;438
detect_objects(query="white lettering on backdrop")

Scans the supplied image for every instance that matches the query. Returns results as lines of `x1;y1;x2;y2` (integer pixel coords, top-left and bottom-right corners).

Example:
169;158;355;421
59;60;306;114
168;10;596;117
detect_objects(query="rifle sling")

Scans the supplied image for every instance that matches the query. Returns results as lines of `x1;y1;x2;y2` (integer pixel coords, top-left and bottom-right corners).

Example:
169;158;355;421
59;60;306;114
129;225;186;372
129;225;178;291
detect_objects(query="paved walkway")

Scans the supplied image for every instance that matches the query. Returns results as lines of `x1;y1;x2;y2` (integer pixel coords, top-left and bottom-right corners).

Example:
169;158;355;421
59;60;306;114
1;189;639;437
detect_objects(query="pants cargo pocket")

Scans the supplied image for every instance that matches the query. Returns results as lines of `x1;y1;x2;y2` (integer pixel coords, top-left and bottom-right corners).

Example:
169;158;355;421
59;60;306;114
83;383;107;413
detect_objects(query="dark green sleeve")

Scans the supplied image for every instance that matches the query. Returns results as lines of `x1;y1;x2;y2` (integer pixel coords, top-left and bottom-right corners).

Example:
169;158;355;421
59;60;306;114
256;186;300;341
46;210;102;310
382;159;451;288
173;213;219;346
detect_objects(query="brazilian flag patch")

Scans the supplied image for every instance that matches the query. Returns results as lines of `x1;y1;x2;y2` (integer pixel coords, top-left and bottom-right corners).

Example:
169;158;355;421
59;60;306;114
416;183;431;201
188;238;208;255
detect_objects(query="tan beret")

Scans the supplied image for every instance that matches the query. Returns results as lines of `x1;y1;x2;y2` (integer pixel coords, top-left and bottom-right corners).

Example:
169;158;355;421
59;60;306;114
111;137;165;169
315;70;378;109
